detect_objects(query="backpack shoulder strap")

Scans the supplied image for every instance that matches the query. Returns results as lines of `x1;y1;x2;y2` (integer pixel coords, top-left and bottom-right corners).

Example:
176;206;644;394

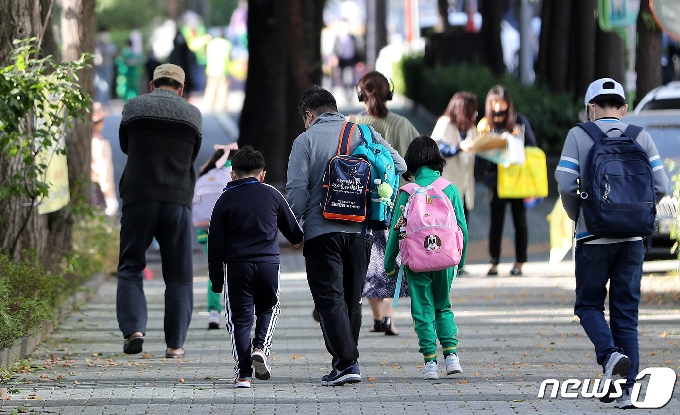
357;124;374;145
399;182;418;195
430;177;451;193
336;122;356;156
577;122;607;142
623;124;643;140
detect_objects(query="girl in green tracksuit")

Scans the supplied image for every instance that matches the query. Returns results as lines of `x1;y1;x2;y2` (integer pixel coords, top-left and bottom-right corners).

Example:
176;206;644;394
384;135;468;380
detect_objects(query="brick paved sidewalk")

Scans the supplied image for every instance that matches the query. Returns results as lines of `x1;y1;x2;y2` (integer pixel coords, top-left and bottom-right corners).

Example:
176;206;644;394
1;255;679;414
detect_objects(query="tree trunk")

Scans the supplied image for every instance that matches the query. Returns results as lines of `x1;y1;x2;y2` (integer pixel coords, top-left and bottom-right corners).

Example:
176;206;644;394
635;0;662;107
239;0;324;188
365;0;388;69
535;0;552;84
0;0;35;63
39;0;60;60
47;0;95;263
480;0;506;77
0;0;51;261
570;0;597;98
595;28;625;85
545;0;571;93
436;0;452;33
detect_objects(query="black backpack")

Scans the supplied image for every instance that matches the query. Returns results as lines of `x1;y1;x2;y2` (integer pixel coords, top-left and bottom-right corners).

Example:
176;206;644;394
321;122;371;223
577;122;656;238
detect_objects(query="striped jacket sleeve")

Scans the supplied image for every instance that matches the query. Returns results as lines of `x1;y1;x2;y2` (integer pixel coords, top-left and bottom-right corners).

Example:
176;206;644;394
555;130;581;222
640;131;670;202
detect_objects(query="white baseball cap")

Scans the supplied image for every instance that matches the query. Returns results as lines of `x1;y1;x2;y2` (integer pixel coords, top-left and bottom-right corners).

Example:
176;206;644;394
584;78;626;106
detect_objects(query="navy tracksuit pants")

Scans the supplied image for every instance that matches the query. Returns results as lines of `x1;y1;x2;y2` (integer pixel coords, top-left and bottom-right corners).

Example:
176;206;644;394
223;261;281;378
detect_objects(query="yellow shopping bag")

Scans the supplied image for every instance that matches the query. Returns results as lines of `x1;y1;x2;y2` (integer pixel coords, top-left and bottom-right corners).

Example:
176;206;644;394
546;196;574;264
497;147;548;199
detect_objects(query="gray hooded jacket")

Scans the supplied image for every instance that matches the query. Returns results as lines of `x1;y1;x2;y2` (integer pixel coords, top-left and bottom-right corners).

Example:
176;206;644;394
285;112;407;241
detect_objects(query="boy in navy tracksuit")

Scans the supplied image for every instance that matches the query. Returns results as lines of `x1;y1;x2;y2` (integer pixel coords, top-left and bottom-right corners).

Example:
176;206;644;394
208;146;304;388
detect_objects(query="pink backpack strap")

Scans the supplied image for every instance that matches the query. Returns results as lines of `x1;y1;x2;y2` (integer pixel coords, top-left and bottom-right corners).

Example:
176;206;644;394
430;176;452;192
399;182;418;195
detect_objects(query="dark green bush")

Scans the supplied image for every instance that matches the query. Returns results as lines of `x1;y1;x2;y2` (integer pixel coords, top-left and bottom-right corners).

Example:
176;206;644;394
394;55;582;155
0;214;119;353
0;254;65;350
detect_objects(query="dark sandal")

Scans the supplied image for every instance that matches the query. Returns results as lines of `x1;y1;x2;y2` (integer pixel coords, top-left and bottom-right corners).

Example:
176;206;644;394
510;267;523;276
370;319;385;332
123;334;144;354
382;316;399;336
487;267;498;276
165;348;185;359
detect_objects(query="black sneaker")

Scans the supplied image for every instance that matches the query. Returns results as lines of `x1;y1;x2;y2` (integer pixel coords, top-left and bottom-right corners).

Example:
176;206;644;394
599;382;618;403
321;363;361;386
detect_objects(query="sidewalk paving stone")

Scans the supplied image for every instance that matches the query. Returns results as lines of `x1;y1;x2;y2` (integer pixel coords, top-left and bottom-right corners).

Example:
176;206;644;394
1;252;678;414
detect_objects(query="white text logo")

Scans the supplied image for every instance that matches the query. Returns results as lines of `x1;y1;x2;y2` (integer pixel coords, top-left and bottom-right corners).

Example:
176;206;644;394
537;367;677;409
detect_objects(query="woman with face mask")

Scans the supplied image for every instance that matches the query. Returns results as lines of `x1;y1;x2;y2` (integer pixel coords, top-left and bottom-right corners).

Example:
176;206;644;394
478;85;537;276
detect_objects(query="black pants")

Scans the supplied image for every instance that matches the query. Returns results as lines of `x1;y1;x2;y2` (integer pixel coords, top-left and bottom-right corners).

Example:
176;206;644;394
488;189;528;265
116;201;194;348
304;232;373;371
224;261;281;378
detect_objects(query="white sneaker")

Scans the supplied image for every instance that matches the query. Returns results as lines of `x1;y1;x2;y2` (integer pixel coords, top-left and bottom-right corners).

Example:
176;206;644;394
445;353;462;375
208;309;220;330
617;387;634;409
233;377;251;388
423;361;439;380
251;349;272;380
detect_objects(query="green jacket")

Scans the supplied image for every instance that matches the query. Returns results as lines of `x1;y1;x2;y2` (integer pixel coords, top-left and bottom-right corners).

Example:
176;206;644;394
384;166;468;273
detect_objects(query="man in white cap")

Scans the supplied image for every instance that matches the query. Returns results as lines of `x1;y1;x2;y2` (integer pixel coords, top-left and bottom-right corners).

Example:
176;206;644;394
555;78;669;408
116;63;203;359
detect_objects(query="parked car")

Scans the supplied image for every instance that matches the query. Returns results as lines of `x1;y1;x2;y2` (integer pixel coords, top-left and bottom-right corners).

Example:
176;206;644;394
622;110;680;259
634;81;680;113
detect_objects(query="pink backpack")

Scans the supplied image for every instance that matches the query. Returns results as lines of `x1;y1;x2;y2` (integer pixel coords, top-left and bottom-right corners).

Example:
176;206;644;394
397;177;464;272
192;166;232;228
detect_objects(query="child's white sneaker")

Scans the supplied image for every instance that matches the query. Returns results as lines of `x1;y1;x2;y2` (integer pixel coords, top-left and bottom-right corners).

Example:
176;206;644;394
617;387;634;409
445;353;462;375
208;309;220;330
233;377;251;388
423;361;439;379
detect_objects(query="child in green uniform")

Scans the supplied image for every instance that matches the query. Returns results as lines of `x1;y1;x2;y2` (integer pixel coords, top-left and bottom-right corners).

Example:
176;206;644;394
195;144;237;329
384;135;468;380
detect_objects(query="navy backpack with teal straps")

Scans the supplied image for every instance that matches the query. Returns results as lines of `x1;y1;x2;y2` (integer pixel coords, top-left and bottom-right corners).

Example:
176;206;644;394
577;121;656;238
322;122;399;230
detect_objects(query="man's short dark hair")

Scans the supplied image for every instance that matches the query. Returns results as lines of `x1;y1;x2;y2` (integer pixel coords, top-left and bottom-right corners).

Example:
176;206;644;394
591;97;626;110
152;77;182;90
298;85;337;117
231;146;265;176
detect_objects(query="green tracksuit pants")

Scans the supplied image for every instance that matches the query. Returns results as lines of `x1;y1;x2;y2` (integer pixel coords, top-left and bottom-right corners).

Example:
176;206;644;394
407;266;458;362
199;235;223;313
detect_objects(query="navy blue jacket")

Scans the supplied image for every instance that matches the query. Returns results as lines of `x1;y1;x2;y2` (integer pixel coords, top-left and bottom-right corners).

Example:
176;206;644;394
208;178;304;293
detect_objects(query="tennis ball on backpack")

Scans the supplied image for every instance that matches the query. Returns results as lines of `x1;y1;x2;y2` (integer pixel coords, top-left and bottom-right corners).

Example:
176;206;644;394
377;182;393;199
